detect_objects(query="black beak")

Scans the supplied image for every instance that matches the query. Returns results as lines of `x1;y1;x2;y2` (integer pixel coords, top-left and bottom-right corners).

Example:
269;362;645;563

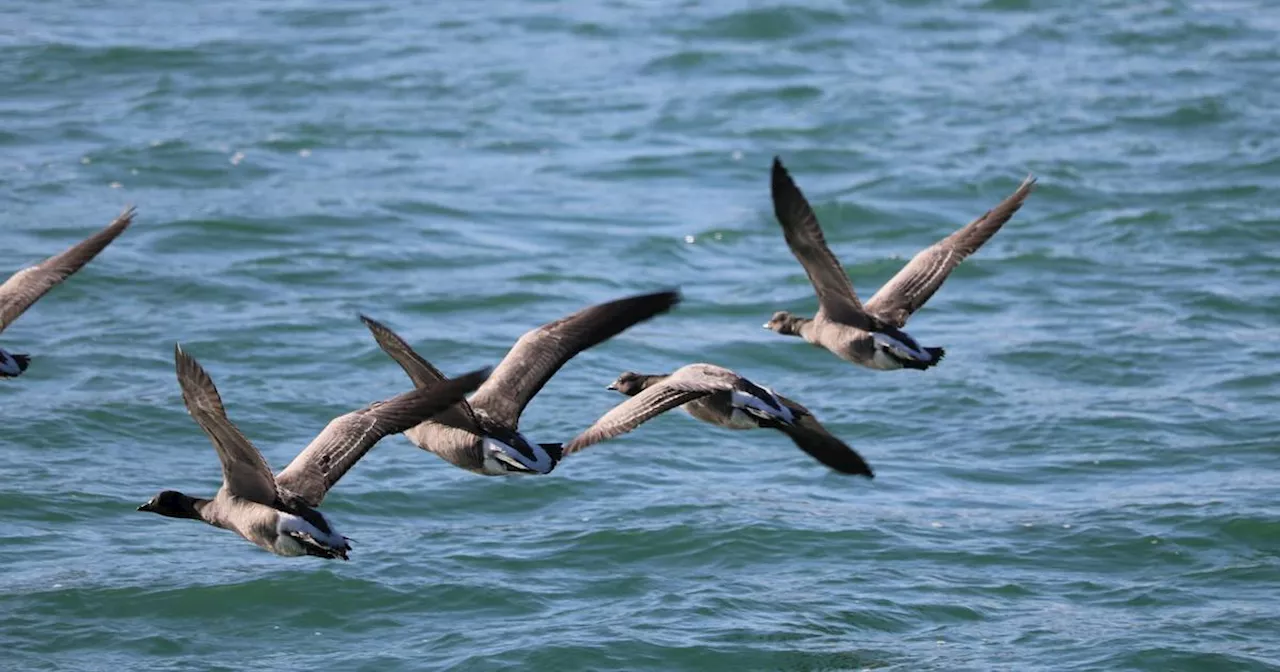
606;382;617;391
137;502;153;512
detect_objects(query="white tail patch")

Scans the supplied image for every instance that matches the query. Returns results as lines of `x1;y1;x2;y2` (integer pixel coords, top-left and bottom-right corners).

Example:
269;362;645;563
0;348;24;376
730;388;795;426
871;331;931;362
482;436;555;475
277;512;346;551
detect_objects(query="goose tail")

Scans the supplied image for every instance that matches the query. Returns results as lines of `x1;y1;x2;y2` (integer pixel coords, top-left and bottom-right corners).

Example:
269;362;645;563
899;347;945;371
291;531;351;561
0;353;30;377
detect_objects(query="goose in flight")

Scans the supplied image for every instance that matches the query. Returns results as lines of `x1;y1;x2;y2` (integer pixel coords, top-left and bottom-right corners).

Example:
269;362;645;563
765;157;1035;370
562;363;874;477
137;345;489;559
361;290;681;476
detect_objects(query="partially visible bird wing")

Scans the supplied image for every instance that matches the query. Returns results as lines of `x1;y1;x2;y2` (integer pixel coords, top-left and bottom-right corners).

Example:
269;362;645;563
0;207;135;334
561;365;736;456
775;420;875;477
275;368;490;507
360;314;482;431
173;344;279;506
468;290;681;429
770;158;878;330
865;175;1036;327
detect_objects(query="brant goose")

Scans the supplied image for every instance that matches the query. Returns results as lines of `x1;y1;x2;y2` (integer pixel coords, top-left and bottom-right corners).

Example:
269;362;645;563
766;157;1035;370
562;363;873;477
138;345;488;559
1;207;136;377
360;290;680;475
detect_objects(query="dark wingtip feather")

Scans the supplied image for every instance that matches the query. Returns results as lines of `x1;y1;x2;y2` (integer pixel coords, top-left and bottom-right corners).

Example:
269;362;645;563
842;452;876;479
172;343;207;381
566;289;682;342
450;366;493;393
769;156;812;228
834;457;875;479
360;313;418;356
172;343;206;391
115;205;138;226
653;288;682;312
540;443;565;461
393;366;490;416
770;156;795;197
358;313;388;332
649;288;682;305
782;419;876;478
359;313;410;356
825;447;875;479
614;289;682;325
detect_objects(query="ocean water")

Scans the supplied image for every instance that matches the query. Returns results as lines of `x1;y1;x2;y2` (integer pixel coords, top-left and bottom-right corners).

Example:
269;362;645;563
2;0;1279;670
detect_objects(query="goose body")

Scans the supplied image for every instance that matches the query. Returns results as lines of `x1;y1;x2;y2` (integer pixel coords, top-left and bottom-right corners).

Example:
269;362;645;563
142;489;349;559
766;157;1035;371
0;207;135;378
682;383;796;430
362;290;680;476
561;363;874;477
138;345;489;559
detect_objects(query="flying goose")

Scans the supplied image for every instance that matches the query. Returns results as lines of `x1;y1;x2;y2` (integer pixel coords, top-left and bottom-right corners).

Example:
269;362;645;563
560;363;873;477
765;157;1036;370
360;290;681;476
138;345;489;560
1;207;136;377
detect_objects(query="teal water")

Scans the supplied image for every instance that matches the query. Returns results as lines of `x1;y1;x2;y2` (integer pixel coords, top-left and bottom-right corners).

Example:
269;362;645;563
3;1;1279;669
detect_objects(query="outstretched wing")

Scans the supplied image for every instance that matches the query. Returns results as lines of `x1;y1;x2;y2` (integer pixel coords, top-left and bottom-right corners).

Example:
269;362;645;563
173;344;279;506
865;175;1036;327
0;207;135;334
773;395;874;477
360;313;481;431
468;290;681;429
562;364;736;456
274;368;490;506
771;158;878;330
562;387;709;457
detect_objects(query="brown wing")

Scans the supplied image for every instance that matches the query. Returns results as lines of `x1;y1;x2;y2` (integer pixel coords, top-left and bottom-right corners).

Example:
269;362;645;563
774;397;875;477
865;175;1036;327
173;344;279;505
0;207;135;334
562;364;737;456
360;313;481;431
562;387;709;457
468;290;681;429
770;158;878;329
274;367;490;507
